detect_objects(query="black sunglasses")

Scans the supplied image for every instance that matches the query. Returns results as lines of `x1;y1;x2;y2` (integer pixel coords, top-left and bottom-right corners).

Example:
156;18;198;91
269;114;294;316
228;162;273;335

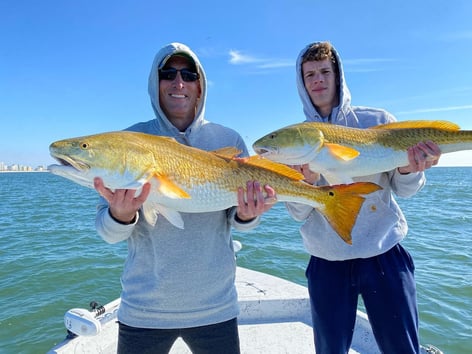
159;68;200;82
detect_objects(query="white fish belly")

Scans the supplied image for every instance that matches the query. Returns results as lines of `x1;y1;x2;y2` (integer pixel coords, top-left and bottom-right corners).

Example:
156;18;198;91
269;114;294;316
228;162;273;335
310;146;408;183
149;182;239;213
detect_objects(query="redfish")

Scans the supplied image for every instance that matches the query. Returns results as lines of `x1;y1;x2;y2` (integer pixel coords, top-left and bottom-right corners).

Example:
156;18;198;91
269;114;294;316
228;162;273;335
49;131;381;244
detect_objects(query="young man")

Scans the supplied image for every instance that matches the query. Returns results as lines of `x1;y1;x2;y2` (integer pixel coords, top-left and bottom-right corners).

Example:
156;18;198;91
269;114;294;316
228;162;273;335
287;41;441;353
94;42;275;354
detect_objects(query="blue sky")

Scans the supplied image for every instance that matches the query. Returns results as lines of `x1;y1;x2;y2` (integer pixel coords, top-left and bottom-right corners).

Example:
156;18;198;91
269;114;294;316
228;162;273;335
1;0;471;167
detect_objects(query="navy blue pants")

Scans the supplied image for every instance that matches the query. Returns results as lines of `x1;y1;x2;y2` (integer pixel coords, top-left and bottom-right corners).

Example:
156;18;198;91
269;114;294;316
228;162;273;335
306;244;420;354
117;318;240;354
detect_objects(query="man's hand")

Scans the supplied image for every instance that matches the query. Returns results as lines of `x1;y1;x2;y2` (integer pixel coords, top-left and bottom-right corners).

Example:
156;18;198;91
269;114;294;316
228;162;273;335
236;181;277;221
398;141;441;174
289;164;320;185
94;177;151;224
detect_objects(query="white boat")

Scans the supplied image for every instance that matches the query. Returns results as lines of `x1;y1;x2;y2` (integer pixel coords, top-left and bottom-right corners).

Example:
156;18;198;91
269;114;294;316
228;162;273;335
48;266;442;354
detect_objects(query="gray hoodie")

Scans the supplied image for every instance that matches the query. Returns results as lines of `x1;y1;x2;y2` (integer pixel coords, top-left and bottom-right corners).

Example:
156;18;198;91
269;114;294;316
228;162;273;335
96;42;259;329
287;42;426;260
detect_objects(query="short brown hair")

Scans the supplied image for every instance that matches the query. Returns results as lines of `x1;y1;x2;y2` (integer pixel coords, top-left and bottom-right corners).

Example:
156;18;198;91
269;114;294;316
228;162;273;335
302;41;339;80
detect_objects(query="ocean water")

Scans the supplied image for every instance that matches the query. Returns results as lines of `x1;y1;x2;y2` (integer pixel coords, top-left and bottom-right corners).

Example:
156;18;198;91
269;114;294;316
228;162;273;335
0;168;470;354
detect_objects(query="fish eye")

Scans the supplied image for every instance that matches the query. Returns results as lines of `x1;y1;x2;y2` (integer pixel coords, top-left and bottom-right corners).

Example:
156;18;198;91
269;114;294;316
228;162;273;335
80;142;89;149
270;133;277;139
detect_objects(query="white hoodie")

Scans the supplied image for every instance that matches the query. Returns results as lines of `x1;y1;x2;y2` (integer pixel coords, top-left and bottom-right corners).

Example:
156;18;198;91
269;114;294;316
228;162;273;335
287;42;426;261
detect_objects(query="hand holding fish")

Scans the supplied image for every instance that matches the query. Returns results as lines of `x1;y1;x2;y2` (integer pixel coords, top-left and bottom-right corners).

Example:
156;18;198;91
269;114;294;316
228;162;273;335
289;164;320;185
397;141;441;174
236;181;276;221
94;177;152;224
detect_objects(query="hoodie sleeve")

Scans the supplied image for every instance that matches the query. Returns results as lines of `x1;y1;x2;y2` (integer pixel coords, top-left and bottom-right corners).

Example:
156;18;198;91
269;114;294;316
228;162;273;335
95;197;137;244
390;169;426;198
285;202;313;222
228;207;261;231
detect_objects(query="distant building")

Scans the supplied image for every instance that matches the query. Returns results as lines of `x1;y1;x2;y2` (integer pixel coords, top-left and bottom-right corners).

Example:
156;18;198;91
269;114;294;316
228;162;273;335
0;162;47;172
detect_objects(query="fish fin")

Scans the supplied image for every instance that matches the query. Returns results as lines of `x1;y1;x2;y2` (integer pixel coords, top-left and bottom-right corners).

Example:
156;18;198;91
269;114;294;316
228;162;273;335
324;143;360;161
321;172;354;185
242;156;305;180
158;136;180;143
141;201;185;229
152;174;191;199
142;201;159;226
155;205;185;229
372;120;460;131
316;182;382;244
211;147;242;158
122;180;146;189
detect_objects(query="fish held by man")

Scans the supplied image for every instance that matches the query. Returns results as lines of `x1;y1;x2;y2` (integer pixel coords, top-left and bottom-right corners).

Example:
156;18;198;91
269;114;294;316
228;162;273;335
48;131;382;244
253;120;472;184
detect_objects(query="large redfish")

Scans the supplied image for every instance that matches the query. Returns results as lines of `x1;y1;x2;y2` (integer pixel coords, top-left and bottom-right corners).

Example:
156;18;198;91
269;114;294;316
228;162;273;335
253;120;472;184
48;131;381;244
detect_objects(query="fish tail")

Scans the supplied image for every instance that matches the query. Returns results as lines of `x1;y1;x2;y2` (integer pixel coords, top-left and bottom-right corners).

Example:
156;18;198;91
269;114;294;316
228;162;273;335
316;182;382;244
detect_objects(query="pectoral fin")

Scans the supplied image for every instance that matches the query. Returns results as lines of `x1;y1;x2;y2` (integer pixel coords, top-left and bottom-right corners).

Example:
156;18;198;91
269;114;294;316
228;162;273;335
307;162;354;185
155;205;185;229
324;143;360;161
153;174;190;199
142;201;185;229
142;201;159;226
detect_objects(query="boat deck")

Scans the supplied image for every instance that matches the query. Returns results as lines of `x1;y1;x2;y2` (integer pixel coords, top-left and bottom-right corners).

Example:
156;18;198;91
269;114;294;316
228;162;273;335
48;267;381;353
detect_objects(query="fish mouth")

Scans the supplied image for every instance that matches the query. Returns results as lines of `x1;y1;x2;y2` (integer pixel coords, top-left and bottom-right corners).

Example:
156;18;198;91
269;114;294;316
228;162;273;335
253;147;277;157
52;154;90;171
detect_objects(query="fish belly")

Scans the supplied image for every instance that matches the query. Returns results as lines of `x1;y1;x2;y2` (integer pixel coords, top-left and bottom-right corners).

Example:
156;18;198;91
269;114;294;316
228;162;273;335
149;183;238;213
311;146;408;184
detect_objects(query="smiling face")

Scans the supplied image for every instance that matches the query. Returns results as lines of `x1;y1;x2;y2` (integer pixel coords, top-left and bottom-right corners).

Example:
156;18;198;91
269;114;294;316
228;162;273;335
159;55;202;131
302;58;339;118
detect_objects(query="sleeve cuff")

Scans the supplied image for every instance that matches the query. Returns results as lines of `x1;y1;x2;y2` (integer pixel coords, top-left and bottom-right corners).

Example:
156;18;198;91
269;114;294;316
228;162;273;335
230;208;261;231
108;208;137;225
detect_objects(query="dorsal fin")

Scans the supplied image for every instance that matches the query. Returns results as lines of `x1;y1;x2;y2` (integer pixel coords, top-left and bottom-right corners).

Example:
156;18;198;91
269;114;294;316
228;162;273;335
158;136;179;143
373;120;460;131
242;156;305;180
211;147;242;158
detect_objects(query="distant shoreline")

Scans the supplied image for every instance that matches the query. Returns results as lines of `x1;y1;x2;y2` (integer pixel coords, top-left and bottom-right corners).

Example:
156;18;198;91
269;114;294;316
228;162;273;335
0;166;470;175
0;170;49;173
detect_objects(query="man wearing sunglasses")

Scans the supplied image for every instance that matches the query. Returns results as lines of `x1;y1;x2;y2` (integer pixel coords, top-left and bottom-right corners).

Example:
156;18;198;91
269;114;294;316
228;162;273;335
94;42;275;354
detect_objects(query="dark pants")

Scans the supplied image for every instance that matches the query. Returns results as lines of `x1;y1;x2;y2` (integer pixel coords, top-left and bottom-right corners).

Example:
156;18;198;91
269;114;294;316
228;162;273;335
306;244;420;354
117;318;240;354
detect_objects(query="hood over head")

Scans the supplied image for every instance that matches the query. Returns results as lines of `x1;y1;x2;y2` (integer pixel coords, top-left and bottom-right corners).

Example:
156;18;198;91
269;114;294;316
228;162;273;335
296;41;352;125
148;42;207;135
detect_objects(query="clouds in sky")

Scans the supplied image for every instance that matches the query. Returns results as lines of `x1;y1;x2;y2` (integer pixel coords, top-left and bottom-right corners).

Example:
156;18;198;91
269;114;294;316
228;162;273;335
228;49;292;69
228;49;397;72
